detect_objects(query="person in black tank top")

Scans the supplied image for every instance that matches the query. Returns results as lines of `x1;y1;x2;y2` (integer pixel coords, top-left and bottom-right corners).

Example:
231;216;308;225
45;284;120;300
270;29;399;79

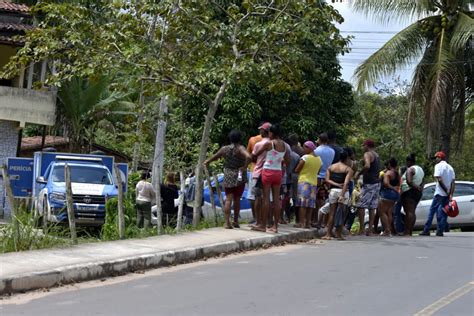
354;139;381;236
323;150;354;240
378;158;400;236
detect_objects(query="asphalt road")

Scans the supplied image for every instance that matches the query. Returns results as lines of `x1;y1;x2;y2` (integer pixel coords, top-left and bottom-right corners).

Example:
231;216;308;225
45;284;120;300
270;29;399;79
2;233;473;316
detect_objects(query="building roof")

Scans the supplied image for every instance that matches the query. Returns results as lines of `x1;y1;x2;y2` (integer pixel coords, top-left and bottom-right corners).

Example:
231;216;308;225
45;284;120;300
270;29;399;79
0;2;30;14
0;22;32;32
21;136;69;151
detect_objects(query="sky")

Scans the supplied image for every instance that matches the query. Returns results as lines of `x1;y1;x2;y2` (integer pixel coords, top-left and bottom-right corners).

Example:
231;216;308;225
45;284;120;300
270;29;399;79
330;2;419;88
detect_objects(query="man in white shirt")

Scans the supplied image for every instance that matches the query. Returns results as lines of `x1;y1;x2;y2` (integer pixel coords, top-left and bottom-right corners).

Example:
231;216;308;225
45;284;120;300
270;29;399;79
420;151;455;236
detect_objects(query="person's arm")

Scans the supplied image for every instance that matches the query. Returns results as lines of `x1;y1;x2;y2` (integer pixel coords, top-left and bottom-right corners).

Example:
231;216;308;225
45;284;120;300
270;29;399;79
355;152;371;179
325;166;343;188
253;141;271;158
283;150;290;167
406;167;421;191
294;158;306;174
238;146;252;172
383;171;397;191
435;177;450;196
449;179;455;200
204;147;225;167
338;168;354;202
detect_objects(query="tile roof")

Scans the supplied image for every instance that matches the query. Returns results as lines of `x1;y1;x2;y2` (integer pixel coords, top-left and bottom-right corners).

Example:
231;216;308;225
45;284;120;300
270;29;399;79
0;22;32;31
21;136;70;151
0;2;30;13
0;34;24;45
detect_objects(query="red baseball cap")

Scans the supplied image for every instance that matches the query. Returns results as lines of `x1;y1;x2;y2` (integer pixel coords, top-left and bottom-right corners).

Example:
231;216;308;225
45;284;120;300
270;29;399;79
258;122;271;131
362;139;375;148
434;151;446;160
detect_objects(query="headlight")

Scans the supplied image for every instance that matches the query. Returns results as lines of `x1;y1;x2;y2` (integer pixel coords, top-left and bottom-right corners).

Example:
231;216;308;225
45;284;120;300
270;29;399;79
50;192;66;201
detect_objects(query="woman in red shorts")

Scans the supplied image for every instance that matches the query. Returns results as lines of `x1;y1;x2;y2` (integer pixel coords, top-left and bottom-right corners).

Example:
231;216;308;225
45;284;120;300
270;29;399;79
253;124;290;233
205;130;251;229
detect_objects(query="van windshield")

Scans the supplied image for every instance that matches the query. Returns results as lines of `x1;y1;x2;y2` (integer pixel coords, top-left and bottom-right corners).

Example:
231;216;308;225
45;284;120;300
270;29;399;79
52;165;112;185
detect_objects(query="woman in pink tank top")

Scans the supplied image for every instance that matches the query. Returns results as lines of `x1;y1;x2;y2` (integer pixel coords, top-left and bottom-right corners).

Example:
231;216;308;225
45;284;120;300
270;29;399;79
252;124;289;233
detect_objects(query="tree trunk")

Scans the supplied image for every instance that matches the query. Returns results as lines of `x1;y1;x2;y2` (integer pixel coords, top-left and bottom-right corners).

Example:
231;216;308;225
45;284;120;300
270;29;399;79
192;102;219;227
176;171;185;231
152;95;168;234
114;164;125;239
192;81;228;227
213;173;225;219
440;99;454;160
64;164;77;244
132;81;145;172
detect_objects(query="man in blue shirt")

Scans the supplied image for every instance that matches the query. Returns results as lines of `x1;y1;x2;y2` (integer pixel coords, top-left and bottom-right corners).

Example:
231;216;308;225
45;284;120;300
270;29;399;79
313;133;335;227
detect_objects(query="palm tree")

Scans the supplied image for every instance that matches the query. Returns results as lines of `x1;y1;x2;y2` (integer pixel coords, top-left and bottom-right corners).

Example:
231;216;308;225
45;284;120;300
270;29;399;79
352;0;473;157
57;76;129;153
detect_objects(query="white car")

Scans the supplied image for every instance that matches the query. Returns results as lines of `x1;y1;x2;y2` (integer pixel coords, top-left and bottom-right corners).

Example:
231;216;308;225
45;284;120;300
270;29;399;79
414;181;474;231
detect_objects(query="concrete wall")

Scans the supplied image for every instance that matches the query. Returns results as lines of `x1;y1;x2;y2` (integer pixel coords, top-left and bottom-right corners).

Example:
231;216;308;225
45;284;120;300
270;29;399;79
0;120;19;218
0;86;56;127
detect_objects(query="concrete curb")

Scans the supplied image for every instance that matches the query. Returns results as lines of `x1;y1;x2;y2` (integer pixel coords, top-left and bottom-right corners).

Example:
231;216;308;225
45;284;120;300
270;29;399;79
0;228;321;295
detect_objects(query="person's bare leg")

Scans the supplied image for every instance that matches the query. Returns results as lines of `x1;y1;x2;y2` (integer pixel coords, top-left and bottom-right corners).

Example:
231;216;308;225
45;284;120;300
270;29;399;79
367;209;375;236
379;200;391;235
224;195;233;228
357;208;365;235
233;194;241;227
306;207;313;228
269;185;281;233
402;198;415;236
294;207;306;228
260;185;271;230
387;201;395;235
254;196;261;226
323;203;337;239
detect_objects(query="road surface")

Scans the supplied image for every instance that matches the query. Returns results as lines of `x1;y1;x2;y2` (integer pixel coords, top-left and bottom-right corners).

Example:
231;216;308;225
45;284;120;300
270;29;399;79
1;233;473;315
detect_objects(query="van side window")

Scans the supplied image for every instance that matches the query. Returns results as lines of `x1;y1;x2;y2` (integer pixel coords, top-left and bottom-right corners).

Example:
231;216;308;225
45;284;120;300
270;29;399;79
43;165;52;181
453;184;474;197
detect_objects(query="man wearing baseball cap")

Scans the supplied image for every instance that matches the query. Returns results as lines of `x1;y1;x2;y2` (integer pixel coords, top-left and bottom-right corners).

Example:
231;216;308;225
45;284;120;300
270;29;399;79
419;151;455;236
246;122;271;223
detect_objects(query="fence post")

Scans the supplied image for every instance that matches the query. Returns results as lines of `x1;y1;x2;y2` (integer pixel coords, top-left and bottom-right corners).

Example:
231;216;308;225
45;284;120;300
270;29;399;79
203;167;218;225
176;171;185;231
64;163;77;244
114;165;125;239
2;164;19;249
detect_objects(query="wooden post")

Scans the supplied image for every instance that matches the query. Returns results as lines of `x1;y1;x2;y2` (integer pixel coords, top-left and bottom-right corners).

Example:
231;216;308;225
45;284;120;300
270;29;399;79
2;164;19;249
114;165;125;239
176;171;185;231
213;174;225;218
203;167;217;225
64;164;77;244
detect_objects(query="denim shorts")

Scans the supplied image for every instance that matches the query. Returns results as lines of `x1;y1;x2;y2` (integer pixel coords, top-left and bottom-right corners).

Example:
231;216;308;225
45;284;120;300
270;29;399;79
380;188;400;202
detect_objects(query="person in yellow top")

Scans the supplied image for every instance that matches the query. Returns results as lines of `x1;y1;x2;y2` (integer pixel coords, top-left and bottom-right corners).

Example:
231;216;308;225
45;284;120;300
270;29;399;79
294;141;322;228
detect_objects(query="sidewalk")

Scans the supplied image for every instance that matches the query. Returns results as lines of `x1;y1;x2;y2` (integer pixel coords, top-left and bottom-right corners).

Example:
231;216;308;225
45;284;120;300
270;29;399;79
0;224;321;295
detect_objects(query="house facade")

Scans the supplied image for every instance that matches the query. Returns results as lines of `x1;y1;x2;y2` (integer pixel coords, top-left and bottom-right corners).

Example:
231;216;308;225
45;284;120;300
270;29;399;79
0;0;56;218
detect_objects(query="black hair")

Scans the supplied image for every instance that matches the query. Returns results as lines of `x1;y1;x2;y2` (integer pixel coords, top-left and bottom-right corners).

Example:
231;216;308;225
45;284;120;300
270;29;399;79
327;130;337;142
269;124;282;138
228;129;242;144
406;153;416;163
344;147;355;157
388;157;398;168
318;132;328;143
141;170;150;180
340;148;349;161
287;133;299;146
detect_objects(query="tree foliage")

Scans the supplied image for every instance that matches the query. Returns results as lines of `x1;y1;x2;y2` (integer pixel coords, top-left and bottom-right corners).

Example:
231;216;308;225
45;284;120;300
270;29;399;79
352;0;473;157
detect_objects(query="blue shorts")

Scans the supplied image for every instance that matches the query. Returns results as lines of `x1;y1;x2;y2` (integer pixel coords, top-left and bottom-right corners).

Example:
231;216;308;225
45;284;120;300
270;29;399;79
380;188;400;202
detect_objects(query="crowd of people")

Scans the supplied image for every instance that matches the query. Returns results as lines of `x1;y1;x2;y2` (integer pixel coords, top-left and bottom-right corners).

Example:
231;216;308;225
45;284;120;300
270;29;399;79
203;122;457;238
